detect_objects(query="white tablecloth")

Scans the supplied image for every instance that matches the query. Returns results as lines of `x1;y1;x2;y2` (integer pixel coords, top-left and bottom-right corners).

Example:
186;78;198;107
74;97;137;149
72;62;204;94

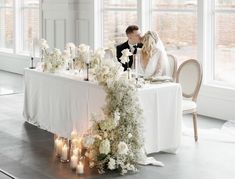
23;69;182;154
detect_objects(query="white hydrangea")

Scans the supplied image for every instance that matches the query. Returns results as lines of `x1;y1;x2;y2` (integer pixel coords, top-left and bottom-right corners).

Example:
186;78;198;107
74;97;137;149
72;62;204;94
108;158;116;170
99;118;117;131
118;141;129;155
99;139;110;155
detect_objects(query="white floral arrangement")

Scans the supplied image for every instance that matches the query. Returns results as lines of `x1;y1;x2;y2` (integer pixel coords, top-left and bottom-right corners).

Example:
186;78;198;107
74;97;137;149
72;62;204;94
93;59;124;87
120;49;132;64
106;40;116;58
73;44;91;70
65;42;76;59
91;48;105;68
39;39;49;62
40;39;49;50
43;48;67;73
84;58;144;175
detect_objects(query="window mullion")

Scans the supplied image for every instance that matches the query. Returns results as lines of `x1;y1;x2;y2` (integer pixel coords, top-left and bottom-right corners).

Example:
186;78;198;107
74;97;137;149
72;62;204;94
14;0;23;54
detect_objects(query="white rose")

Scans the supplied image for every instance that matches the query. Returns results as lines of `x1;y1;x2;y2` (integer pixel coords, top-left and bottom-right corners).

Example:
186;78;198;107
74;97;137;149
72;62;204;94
82;136;94;148
53;48;62;55
78;44;90;53
65;42;76;50
99;139;110;155
117;141;129;155
121;49;132;57
108;158;116;170
62;49;70;59
120;56;129;64
94;48;105;59
40;39;49;49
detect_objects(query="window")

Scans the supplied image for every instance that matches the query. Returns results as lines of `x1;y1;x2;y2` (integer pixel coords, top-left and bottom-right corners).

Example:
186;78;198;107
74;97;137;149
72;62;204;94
0;0;39;55
102;0;138;47
213;0;235;86
0;0;14;50
151;0;198;64
21;0;39;53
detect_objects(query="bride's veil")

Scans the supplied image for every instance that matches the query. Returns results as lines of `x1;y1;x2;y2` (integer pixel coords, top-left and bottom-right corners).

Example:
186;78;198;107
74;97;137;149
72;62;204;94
155;37;170;76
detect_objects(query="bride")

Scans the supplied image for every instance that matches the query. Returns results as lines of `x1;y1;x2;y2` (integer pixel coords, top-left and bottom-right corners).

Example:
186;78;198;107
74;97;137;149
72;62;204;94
137;31;170;78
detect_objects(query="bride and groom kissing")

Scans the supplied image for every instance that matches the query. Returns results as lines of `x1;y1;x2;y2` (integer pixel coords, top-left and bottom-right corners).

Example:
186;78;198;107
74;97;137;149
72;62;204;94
116;25;170;78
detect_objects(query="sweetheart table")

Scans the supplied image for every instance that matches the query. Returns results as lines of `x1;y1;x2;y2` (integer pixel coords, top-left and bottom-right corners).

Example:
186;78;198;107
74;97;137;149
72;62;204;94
23;69;182;154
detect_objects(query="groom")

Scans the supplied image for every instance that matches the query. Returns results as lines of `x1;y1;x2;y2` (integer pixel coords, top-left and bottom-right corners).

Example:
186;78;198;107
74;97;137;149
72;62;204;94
116;25;143;71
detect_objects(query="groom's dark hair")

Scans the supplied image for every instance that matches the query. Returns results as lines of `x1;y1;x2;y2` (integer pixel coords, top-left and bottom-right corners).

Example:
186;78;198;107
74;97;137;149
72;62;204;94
126;25;139;35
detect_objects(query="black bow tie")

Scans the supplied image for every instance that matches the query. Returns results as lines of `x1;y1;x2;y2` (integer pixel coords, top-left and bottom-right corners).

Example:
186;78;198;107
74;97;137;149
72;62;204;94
133;45;138;54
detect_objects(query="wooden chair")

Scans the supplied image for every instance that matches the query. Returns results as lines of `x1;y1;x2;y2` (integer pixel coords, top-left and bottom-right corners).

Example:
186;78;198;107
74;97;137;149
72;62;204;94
176;59;203;142
167;54;177;81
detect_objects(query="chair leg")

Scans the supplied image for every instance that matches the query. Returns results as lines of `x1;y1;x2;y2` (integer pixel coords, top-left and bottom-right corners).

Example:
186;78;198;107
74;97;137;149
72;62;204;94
192;112;198;142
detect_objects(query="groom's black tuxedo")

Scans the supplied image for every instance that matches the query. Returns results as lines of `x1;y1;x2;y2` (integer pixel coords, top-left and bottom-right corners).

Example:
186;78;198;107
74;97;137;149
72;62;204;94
116;41;143;71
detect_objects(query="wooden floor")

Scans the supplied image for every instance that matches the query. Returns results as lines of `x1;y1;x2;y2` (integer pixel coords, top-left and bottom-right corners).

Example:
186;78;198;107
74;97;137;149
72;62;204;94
0;70;235;179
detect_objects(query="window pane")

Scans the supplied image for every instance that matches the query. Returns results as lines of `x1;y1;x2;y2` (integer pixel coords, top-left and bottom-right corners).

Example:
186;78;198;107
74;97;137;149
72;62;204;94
22;8;39;53
103;0;137;9
216;0;235;10
214;13;235;85
0;8;13;49
152;0;197;9
103;11;137;46
0;0;13;6
152;12;197;63
23;0;39;6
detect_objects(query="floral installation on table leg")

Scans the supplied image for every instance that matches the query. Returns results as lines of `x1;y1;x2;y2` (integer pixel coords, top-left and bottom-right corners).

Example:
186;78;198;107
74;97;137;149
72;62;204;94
84;59;144;175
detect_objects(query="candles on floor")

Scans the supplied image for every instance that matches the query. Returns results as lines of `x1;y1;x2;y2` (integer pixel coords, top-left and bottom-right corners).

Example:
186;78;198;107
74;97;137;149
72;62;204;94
76;161;84;174
70;155;78;170
61;144;69;162
55;137;63;157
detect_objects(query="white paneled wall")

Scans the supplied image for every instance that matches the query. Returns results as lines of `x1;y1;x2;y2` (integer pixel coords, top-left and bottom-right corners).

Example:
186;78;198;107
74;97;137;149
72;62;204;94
41;0;94;49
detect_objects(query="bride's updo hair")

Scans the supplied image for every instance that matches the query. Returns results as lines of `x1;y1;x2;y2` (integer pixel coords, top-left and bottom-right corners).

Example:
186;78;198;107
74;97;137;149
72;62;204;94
142;31;159;60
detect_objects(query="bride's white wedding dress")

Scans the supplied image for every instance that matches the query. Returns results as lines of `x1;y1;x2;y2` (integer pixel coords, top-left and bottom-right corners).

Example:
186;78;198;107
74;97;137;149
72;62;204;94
137;39;170;78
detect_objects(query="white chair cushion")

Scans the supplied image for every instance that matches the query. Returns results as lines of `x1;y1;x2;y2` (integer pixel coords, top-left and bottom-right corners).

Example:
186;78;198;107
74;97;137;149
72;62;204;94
182;99;197;111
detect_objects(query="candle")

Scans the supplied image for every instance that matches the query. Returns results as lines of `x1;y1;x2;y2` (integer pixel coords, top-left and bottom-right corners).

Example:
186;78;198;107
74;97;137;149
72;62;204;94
56;139;63;156
61;144;68;161
73;148;79;156
76;162;84;174
70;155;78;169
85;51;90;64
32;39;36;58
71;130;78;140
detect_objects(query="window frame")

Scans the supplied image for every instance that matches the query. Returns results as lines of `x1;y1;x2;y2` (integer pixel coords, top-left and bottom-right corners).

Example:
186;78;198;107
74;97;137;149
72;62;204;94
0;0;40;57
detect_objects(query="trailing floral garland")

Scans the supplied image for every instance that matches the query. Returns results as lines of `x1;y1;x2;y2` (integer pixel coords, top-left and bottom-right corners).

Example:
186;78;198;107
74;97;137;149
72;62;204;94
84;59;144;175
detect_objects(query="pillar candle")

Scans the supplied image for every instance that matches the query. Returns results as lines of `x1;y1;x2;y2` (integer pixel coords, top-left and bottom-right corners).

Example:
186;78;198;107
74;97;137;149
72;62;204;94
70;155;78;169
76;162;84;174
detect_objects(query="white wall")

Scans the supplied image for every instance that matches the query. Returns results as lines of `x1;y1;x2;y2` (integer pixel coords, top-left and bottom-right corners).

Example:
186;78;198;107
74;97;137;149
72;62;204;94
0;0;234;121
